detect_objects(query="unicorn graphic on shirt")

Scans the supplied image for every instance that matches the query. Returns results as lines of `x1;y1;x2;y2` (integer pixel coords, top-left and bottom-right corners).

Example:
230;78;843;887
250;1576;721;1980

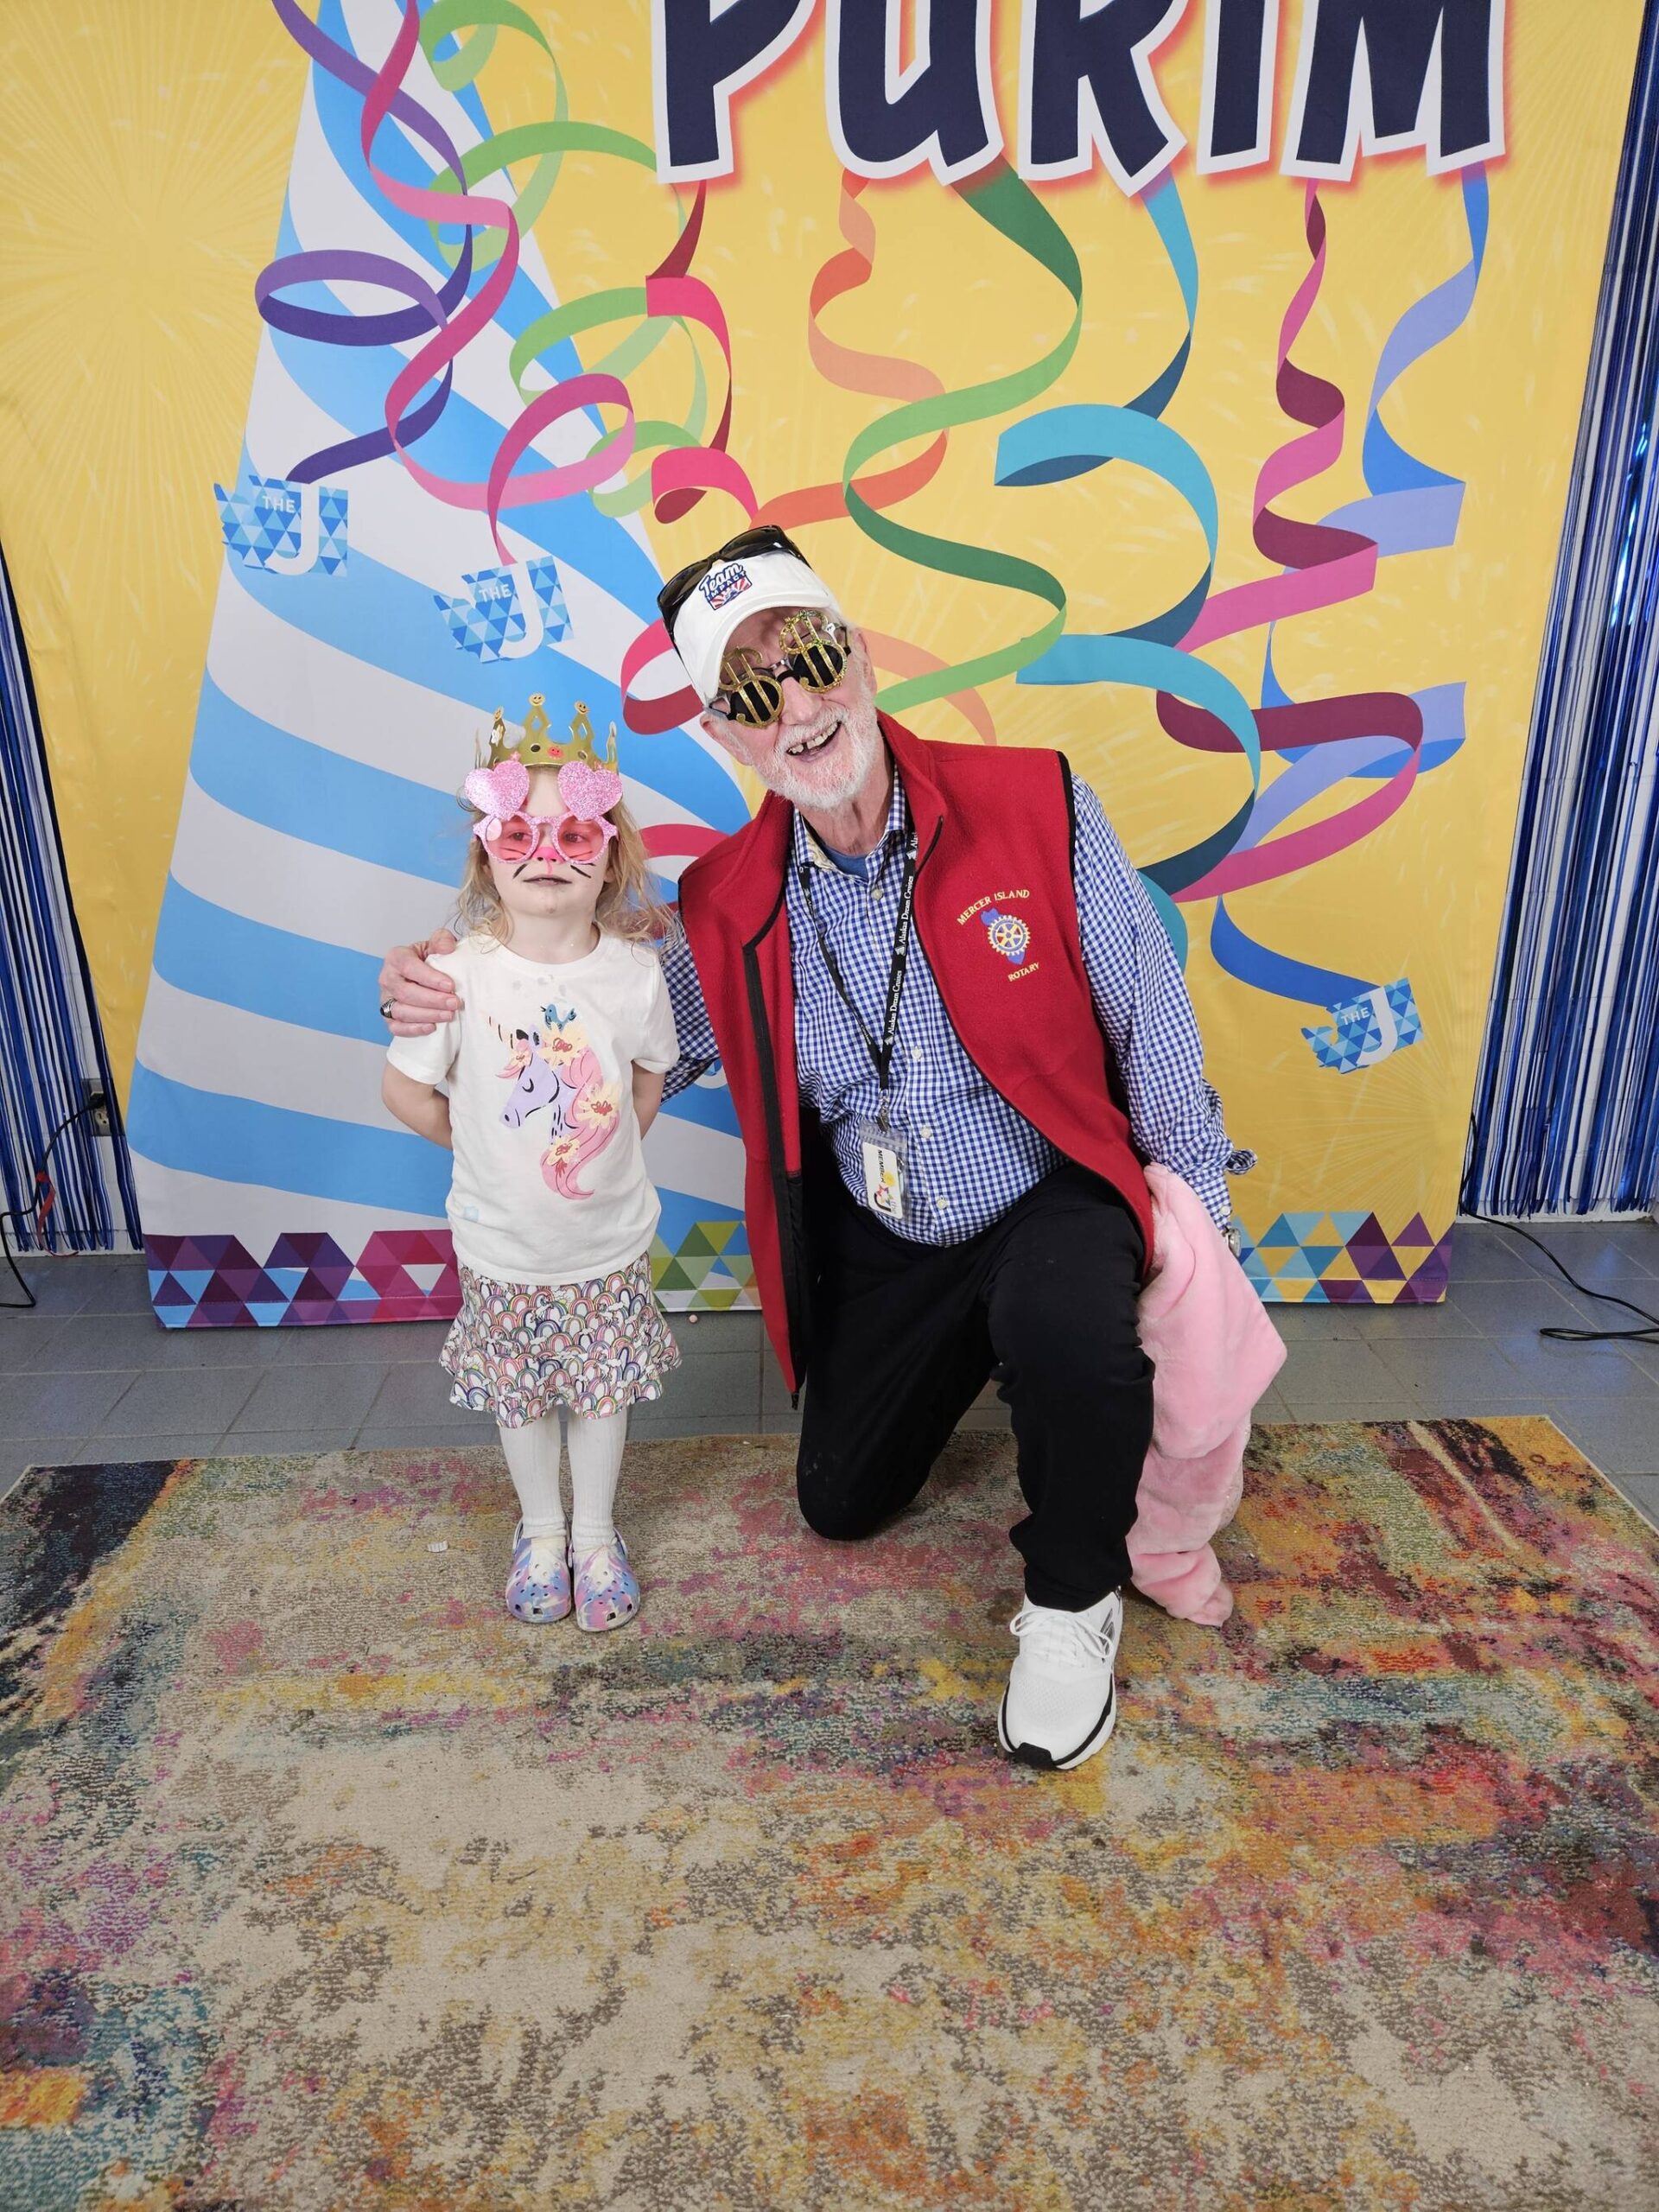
493;1012;621;1200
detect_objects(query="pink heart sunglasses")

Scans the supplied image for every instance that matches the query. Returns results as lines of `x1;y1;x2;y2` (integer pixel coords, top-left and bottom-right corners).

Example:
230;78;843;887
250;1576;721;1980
465;756;622;868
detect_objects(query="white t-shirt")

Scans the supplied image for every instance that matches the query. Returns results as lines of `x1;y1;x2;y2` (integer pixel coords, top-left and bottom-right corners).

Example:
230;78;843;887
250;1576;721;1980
386;931;679;1287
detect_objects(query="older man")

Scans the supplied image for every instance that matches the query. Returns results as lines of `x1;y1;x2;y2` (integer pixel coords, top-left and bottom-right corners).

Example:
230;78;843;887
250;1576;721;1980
381;524;1249;1770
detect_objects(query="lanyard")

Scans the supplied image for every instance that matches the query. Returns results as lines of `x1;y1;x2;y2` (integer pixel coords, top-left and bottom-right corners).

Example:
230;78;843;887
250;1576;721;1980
799;836;917;1128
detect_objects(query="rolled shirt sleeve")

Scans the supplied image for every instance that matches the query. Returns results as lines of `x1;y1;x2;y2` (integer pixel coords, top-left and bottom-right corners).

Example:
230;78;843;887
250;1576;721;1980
659;921;722;1099
1070;774;1253;1230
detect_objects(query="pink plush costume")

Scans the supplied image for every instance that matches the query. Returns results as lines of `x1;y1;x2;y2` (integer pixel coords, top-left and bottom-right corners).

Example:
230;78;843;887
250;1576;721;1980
1128;1166;1286;1626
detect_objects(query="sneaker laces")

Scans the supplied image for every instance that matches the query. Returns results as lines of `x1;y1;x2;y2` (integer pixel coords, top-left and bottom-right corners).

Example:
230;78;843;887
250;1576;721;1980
1009;1598;1117;1674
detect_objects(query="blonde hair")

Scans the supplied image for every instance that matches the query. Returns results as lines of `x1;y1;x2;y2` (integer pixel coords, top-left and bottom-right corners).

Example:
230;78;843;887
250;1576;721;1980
456;786;668;947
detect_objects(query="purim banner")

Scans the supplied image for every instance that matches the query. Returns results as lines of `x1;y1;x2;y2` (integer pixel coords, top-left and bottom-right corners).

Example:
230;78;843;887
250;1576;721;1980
0;0;1644;1324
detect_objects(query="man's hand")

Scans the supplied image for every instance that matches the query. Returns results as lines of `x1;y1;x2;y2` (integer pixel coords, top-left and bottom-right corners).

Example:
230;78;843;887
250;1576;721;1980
379;931;461;1036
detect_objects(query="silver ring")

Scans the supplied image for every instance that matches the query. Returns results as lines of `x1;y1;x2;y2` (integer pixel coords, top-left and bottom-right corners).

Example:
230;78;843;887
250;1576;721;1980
378;995;395;1020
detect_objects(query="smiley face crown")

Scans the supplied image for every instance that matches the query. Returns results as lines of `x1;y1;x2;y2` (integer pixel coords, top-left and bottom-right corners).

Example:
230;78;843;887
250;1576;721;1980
482;696;619;772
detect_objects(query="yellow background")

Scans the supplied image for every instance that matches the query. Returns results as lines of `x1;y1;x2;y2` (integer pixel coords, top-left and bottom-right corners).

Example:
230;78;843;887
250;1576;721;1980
0;1;1645;1255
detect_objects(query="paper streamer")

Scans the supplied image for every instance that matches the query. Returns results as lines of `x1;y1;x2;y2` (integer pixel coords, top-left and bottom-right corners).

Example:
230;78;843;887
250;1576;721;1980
367;4;634;553
840;164;1077;712
759;175;950;532
264;0;751;578
263;0;477;480
997;181;1262;905
758;175;996;741
267;0;556;546
623;171;988;739
1003;166;1487;1038
1174;190;1378;658
418;0;566;271
425;6;720;521
619;619;700;738
469;21;755;536
1154;186;1425;908
853;172;1210;716
626;162;1201;742
1208;173;1488;1010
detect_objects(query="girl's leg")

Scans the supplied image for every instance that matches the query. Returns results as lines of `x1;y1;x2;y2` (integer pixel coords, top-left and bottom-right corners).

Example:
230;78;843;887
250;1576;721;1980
498;1415;571;1623
569;1409;638;1631
498;1415;567;1539
568;1408;626;1556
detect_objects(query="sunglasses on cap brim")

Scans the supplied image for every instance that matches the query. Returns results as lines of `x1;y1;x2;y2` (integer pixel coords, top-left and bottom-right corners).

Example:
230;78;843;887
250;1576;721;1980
657;523;814;632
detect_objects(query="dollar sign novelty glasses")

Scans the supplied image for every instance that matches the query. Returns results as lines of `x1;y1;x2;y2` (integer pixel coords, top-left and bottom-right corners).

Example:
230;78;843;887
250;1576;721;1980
715;612;849;728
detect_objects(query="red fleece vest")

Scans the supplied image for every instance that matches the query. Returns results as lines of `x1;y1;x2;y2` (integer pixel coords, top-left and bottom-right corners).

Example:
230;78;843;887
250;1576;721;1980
677;716;1154;1391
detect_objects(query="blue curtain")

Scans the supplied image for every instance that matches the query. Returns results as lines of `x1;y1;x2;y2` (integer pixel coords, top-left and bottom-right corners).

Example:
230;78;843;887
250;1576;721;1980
1466;0;1659;1218
0;550;139;1252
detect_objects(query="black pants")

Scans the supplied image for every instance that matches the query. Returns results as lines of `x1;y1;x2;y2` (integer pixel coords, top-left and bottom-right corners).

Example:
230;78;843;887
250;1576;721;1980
795;1165;1154;1610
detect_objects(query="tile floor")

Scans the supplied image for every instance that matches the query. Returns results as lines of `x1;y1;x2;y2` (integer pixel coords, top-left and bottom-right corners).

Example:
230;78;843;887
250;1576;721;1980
0;1221;1655;1525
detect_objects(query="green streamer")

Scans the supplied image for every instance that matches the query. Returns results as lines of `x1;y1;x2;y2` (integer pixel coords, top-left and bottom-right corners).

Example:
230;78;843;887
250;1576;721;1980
416;4;707;510
418;6;569;270
508;289;710;513
845;167;1081;711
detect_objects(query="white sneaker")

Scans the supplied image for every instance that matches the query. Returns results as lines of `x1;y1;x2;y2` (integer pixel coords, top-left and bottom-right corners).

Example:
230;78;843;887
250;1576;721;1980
997;1590;1122;1770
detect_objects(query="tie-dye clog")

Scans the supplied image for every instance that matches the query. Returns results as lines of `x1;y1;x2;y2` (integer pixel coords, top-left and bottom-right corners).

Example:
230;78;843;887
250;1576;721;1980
504;1522;572;1624
572;1535;639;1633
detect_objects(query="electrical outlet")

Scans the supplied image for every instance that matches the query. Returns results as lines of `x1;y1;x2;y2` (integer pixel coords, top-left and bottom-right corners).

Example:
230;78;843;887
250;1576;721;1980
83;1077;111;1138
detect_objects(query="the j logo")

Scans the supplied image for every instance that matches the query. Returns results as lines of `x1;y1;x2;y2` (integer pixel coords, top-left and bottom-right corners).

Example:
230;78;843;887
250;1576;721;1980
213;473;347;576
435;557;571;664
1303;979;1423;1072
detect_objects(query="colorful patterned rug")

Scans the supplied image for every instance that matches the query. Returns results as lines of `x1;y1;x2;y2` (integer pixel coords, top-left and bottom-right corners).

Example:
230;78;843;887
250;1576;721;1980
2;1419;1656;2209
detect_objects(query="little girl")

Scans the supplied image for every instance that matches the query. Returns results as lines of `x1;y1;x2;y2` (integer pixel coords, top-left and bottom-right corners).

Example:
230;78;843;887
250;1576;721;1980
383;703;679;1632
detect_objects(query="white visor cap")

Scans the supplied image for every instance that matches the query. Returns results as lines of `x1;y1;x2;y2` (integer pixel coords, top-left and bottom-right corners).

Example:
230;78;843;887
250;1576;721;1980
668;550;846;707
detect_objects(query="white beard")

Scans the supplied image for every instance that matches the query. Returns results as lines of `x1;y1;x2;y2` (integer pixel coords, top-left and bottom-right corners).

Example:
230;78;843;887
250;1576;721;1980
752;700;883;810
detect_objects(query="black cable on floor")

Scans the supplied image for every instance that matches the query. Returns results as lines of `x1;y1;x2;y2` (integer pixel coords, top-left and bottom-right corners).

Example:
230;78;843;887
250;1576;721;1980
1460;1113;1659;1345
1459;1208;1659;1344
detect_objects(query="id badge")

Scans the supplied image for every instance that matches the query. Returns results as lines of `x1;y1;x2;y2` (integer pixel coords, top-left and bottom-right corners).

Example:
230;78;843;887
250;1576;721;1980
857;1117;907;1224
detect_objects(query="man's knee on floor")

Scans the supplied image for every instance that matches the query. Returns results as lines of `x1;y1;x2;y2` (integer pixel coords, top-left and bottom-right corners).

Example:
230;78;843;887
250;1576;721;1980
795;1449;892;1542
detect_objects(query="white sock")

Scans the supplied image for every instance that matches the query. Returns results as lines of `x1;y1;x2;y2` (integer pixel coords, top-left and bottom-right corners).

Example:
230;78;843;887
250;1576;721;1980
568;1409;627;1557
498;1417;566;1541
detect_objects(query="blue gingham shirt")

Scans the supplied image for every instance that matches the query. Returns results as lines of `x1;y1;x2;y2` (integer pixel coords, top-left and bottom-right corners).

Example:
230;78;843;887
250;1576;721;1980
662;772;1250;1243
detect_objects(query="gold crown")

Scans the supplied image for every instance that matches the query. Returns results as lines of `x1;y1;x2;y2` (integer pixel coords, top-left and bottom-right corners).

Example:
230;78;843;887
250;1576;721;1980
484;696;618;772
